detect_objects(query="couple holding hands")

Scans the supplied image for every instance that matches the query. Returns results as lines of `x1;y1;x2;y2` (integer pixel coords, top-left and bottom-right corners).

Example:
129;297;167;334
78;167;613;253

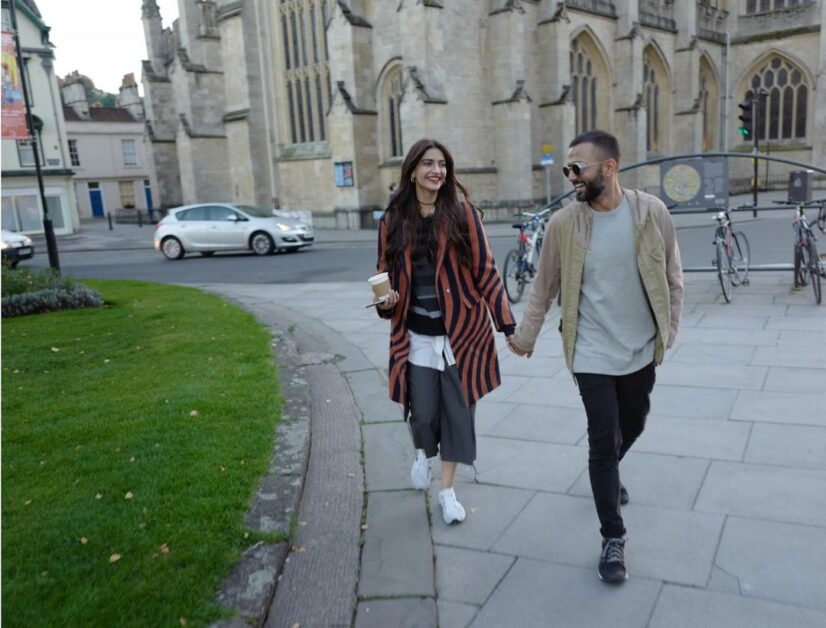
373;131;684;584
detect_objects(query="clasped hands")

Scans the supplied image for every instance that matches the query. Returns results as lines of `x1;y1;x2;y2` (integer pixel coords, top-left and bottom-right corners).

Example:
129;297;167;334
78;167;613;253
506;335;532;358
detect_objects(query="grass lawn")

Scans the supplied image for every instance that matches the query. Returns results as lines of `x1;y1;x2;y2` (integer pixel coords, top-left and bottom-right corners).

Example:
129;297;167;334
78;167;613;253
2;280;282;627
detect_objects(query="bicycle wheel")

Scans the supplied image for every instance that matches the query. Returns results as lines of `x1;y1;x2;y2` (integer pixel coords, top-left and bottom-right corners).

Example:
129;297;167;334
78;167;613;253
503;248;525;304
716;240;732;303
730;231;750;286
807;239;822;304
794;241;809;288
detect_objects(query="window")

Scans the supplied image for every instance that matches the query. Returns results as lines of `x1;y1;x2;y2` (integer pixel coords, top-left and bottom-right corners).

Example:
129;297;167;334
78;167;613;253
207;205;239;221
178;206;208;221
699;56;719;151
744;56;808;141
643;46;670;153
119;181;136;208
381;66;404;159
121;139;138;166
69;139;80;167
279;0;331;145
16;140;37;167
746;0;801;13
570;37;602;134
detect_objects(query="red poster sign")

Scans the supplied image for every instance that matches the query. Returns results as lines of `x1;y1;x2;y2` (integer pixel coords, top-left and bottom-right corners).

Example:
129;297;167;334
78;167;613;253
2;30;29;140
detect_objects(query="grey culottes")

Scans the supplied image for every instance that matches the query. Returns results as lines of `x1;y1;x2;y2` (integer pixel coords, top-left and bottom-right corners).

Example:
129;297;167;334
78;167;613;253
407;362;476;464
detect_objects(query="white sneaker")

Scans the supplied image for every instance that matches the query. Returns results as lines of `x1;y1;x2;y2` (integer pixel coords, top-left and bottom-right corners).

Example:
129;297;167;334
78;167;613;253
439;487;466;525
410;449;431;490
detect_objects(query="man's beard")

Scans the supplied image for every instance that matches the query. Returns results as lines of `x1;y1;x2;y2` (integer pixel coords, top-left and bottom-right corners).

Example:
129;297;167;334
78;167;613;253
574;173;605;202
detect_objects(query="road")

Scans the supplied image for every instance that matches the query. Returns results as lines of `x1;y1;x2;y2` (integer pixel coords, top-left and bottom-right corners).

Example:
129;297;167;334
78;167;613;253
28;213;800;285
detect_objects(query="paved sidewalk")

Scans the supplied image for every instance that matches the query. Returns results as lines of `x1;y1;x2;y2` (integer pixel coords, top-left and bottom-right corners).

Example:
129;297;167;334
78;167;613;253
208;271;826;628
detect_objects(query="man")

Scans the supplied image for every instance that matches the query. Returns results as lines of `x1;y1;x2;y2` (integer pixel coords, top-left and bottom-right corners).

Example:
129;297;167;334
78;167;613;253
507;130;683;584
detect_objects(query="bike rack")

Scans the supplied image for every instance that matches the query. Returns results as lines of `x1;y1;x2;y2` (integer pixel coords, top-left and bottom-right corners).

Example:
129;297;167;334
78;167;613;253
539;152;826;275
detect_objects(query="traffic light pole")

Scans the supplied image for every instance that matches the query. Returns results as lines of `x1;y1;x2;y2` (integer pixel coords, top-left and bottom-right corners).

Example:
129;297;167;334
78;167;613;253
752;96;759;217
8;0;60;271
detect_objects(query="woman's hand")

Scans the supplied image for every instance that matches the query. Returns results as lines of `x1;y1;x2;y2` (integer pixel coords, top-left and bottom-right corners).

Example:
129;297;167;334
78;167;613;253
377;289;400;310
506;336;532;358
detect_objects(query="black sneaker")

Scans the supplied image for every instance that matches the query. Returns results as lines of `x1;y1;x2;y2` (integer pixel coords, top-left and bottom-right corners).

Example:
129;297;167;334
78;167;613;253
598;537;628;584
620;482;629;505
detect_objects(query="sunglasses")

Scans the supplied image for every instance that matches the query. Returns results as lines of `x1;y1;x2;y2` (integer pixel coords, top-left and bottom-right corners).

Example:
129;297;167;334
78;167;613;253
562;160;609;178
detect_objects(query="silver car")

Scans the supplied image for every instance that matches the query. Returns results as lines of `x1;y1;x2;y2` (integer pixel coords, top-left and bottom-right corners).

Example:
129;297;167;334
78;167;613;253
1;229;35;268
154;203;314;260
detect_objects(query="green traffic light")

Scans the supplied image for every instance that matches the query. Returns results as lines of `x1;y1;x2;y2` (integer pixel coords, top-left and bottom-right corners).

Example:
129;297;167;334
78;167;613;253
738;126;751;137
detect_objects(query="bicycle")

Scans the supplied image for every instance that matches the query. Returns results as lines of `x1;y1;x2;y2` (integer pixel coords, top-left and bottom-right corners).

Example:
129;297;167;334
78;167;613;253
710;206;750;303
502;209;548;303
774;199;824;305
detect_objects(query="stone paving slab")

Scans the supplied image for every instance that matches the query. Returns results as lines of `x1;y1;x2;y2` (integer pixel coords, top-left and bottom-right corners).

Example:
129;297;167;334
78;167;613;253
751;344;826;368
655;362;768;390
434;545;515;605
473;401;517;436
354;598;437;628
484;403;586;445
744;422;826;468
675;327;780;346
716;516;826;610
648;585;826;628
437;600;479;628
695;461;826;526
568;451;709;510
692;303;790;317
429;482;534;551
763;366;826;393
668;342;757;365
696;314;769;330
649;384;738;420
766;315;826;331
500;375;583;408
363;422;415;491
493;493;724;586
358;490;434;598
471;558;661;628
473;437;586;492
634;415;752;461
346;368;402;423
498;355;566;378
729;389;826;426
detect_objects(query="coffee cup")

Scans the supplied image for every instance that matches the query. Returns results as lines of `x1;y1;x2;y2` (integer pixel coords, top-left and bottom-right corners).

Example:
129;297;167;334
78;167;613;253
368;272;390;303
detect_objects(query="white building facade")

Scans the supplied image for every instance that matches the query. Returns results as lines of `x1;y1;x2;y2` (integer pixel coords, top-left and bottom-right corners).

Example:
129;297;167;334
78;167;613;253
61;73;154;220
1;0;79;235
141;0;825;225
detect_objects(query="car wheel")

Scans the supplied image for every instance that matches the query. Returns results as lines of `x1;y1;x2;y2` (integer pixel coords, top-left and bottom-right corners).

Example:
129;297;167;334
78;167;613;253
161;236;185;260
250;232;274;255
199;251;215;257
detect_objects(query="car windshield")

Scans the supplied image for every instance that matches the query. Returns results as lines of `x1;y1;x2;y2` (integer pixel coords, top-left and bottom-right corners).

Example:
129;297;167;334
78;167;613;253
236;205;275;219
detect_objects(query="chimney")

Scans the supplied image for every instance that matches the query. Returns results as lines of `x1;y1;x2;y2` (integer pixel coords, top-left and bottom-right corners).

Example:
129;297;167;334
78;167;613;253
117;73;144;121
62;71;90;120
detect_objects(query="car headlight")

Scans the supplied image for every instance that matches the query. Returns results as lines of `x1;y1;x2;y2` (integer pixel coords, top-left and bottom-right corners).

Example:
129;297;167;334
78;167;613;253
275;223;293;232
0;241;8;250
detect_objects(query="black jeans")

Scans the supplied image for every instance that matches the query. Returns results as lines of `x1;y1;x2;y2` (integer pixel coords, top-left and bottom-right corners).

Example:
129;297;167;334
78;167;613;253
574;362;656;539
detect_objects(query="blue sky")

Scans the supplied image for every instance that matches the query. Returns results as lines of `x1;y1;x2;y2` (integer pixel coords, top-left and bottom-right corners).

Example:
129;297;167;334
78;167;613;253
35;0;179;94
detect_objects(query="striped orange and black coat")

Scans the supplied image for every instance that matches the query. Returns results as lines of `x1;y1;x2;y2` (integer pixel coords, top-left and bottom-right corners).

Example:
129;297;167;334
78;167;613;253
376;203;516;409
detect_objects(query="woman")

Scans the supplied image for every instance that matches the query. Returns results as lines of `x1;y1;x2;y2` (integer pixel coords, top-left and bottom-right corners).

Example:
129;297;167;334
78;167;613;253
376;138;516;525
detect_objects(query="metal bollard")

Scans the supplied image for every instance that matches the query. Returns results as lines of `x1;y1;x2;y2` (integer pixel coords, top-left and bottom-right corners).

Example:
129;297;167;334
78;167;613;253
137;210;143;228
107;212;113;230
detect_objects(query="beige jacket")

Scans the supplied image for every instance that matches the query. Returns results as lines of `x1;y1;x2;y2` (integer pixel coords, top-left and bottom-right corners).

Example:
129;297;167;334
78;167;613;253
510;188;684;371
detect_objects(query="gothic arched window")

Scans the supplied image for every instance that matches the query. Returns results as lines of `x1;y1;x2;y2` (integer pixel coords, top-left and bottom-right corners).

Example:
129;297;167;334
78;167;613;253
279;0;330;144
381;66;404;159
699;56;719;151
643;47;670;153
744;56;808;141
570;38;598;134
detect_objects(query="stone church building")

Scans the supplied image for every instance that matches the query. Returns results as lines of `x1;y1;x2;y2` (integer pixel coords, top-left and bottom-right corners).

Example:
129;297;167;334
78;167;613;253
141;0;825;224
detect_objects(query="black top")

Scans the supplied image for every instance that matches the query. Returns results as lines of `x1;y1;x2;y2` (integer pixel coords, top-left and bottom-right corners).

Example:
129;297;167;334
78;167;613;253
407;252;447;336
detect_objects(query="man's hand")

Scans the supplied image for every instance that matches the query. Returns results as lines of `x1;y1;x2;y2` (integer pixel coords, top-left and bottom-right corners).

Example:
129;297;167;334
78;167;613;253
506;336;532;358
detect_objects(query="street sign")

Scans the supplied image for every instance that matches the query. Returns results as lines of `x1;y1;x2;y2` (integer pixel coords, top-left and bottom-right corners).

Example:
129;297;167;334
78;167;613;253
542;144;554;153
540;154;554;166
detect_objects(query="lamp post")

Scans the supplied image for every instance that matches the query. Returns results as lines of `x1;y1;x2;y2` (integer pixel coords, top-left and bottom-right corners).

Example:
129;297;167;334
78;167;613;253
7;0;60;271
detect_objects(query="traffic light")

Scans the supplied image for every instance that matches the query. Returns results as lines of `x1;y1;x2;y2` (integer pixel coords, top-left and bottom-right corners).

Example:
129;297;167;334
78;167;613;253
738;99;753;139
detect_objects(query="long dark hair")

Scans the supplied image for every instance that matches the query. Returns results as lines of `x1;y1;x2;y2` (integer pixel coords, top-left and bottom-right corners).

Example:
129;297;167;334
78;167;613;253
383;138;473;272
